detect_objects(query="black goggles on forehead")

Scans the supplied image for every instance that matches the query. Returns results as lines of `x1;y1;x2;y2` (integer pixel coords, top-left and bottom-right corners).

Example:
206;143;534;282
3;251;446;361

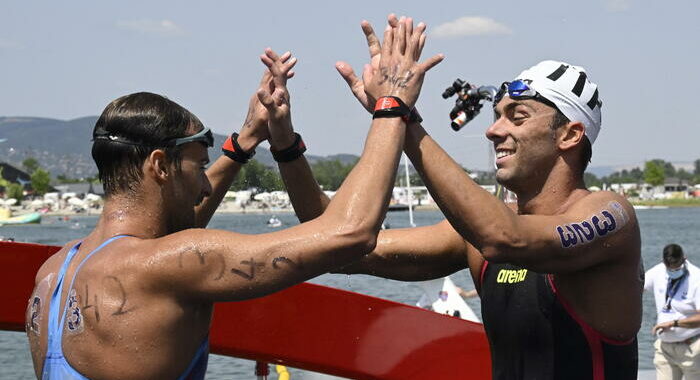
164;127;214;147
493;80;557;109
93;127;214;148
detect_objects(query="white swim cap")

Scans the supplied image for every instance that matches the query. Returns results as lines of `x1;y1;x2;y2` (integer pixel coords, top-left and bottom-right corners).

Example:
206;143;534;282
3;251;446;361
513;60;602;144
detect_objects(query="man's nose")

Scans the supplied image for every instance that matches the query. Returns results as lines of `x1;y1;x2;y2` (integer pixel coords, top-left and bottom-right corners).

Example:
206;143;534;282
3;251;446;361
486;116;508;142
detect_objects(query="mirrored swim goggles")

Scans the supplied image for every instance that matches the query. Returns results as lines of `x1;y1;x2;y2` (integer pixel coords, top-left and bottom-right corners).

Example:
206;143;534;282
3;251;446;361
494;80;557;109
93;127;214;148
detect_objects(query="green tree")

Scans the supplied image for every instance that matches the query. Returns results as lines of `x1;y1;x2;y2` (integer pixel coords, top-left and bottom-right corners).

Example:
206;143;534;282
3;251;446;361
22;157;39;174
584;172;602;188
30;168;51;195
644;160;665;186
6;183;24;201
694;159;700;176
230;160;283;192
311;159;356;191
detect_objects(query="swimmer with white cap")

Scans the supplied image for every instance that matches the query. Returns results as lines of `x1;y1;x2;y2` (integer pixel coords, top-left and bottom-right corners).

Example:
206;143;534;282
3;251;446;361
284;14;643;380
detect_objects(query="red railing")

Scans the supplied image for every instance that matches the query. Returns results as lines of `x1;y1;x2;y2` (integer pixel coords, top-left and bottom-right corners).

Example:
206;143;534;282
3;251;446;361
0;241;491;379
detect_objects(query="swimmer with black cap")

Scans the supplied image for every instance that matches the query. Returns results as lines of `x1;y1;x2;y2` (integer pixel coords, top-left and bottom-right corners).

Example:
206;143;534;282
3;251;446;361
26;21;443;379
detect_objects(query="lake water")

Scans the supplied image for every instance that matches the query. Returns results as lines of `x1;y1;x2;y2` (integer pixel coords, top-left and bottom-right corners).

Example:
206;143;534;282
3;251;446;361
1;207;699;379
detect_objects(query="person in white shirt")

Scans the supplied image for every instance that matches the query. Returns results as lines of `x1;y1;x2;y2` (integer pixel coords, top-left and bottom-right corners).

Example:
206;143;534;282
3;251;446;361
644;243;700;380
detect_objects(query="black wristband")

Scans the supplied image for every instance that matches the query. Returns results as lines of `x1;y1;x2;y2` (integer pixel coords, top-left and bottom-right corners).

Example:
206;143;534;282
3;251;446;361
373;96;411;120
408;107;423;123
271;133;307;163
222;133;255;164
673;319;679;327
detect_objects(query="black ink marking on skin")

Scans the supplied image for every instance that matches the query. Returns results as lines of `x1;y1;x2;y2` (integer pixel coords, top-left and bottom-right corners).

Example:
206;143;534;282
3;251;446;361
104;276;136;316
179;249;206;268
81;285;100;323
94;294;100;322
231;258;265;281
378;66;414;88
82;285;93;311
272;257;301;270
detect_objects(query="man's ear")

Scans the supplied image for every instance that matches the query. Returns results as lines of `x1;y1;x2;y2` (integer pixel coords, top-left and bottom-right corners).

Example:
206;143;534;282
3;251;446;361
557;121;586;152
145;149;170;183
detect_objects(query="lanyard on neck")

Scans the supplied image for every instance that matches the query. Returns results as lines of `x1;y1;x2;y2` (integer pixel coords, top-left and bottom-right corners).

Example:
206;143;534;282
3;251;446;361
664;269;689;311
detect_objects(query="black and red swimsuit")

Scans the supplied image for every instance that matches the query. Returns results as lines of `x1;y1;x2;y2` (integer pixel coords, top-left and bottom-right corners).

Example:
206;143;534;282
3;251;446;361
479;262;638;380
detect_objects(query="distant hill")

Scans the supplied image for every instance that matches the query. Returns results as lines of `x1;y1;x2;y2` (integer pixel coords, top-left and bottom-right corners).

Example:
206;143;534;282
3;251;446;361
588;162;696;178
0;116;358;178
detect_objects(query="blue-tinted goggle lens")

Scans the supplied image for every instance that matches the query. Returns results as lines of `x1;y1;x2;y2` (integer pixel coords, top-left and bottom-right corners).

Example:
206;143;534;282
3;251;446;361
507;80;536;97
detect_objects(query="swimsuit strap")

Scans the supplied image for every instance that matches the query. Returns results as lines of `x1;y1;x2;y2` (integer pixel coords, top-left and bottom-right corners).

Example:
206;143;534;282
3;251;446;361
176;337;209;380
47;241;83;352
55;235;131;347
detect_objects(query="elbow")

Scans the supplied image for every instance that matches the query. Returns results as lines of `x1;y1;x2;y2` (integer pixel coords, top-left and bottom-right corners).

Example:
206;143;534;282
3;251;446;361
479;229;528;262
328;217;378;257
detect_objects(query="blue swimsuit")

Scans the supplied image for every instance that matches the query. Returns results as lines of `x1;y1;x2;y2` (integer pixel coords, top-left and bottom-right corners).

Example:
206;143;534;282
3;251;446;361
42;235;209;380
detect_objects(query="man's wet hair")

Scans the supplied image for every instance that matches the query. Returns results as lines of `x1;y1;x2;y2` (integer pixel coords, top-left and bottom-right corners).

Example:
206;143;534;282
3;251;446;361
549;110;592;175
91;92;204;197
662;244;685;267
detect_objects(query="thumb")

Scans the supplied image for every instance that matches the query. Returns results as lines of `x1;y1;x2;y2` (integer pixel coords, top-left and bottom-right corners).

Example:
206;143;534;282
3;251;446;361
335;61;360;89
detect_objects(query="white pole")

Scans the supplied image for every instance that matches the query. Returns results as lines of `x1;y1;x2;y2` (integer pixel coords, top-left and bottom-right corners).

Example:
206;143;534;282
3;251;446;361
404;154;415;227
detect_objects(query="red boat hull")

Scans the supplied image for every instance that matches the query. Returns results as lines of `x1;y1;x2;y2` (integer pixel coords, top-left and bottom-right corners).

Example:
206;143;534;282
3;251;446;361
0;241;491;379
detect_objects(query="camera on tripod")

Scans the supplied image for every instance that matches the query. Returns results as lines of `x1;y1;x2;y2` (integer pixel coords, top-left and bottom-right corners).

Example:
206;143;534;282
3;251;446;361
442;79;498;131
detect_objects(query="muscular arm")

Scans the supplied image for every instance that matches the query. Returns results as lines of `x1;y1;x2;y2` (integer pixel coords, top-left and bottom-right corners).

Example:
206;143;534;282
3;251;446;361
148;22;443;302
339;219;481;283
403;122;639;274
149;114;405;302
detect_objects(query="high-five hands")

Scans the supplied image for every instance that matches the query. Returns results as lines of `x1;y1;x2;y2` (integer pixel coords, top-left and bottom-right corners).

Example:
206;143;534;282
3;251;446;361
257;48;298;150
336;15;442;112
236;52;296;150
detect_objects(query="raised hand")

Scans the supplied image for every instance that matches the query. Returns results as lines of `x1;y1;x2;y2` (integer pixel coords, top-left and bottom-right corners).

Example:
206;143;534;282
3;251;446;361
336;15;431;113
365;17;442;109
237;52;295;150
257;48;298;149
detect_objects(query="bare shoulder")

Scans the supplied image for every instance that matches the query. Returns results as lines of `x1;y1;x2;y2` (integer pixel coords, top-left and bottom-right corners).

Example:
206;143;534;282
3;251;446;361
34;239;82;283
569;191;638;227
567;191;640;261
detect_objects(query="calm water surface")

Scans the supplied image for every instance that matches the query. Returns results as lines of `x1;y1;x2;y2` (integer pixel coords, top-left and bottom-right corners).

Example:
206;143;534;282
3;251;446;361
1;208;698;378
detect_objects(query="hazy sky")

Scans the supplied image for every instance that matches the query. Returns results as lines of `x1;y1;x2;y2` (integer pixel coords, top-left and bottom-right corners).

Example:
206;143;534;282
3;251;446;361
2;1;698;170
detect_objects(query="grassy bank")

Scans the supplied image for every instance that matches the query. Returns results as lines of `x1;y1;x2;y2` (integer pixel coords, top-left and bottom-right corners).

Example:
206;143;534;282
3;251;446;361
630;198;700;207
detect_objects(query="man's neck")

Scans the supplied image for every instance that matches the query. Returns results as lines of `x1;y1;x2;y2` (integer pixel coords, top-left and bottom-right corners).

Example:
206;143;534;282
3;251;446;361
93;194;169;239
515;168;588;215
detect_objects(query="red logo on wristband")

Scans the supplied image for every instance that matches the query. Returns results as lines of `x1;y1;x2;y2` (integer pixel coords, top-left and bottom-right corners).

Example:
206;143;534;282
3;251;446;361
375;97;401;111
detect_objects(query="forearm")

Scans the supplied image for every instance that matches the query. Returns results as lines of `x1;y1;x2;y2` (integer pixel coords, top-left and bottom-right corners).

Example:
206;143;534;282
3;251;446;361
339;221;470;281
404;122;520;255
278;157;331;222
322;117;405;234
677;312;700;328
